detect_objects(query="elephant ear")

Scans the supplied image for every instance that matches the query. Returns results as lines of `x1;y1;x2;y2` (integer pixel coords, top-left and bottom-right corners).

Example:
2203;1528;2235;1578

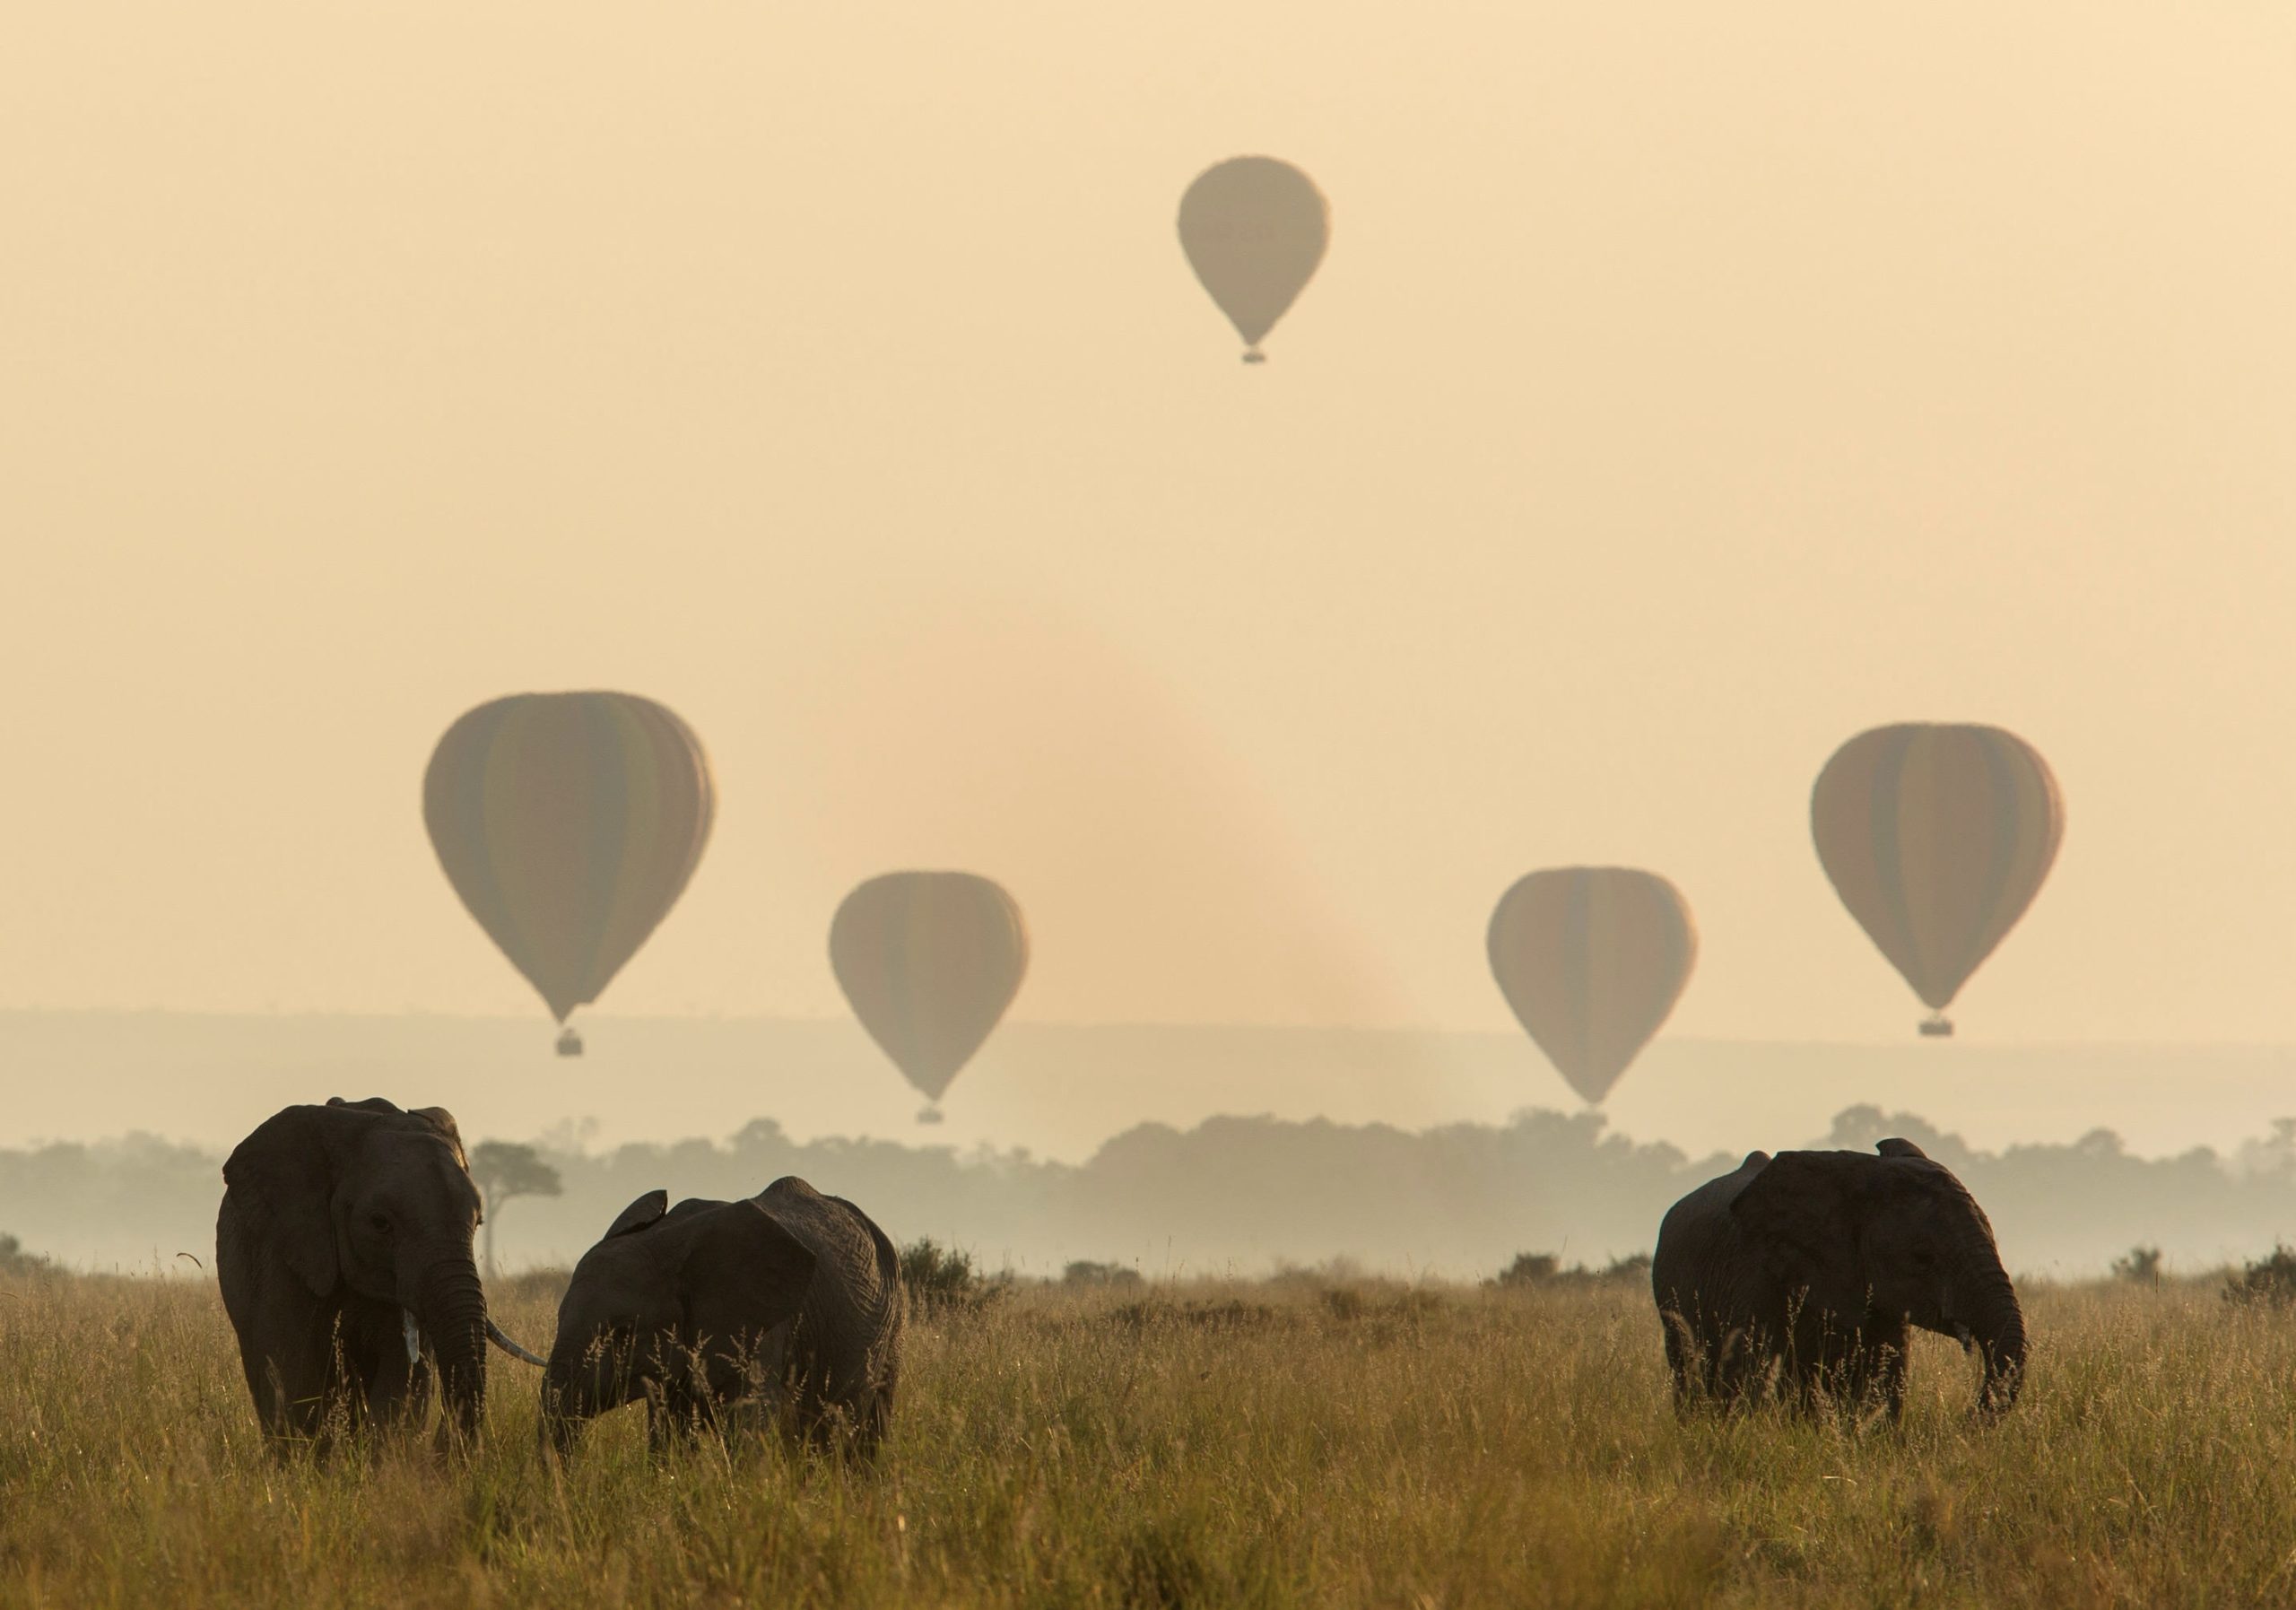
604;1190;671;1240
222;1105;347;1297
681;1202;818;1345
1729;1151;1872;1322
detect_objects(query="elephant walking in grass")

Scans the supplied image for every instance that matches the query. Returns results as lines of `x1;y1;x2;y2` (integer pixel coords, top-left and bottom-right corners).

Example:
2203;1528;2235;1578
544;1177;904;1458
1652;1138;2025;1420
215;1097;544;1449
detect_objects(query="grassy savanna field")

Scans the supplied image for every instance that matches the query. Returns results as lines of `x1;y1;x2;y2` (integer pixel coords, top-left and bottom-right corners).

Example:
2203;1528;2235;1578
5;1264;2296;1607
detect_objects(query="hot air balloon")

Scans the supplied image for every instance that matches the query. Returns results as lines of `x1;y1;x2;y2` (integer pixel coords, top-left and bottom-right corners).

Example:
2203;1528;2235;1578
830;872;1027;1122
423;692;715;1054
1178;156;1329;362
1487;868;1698;1106
1810;723;2063;1037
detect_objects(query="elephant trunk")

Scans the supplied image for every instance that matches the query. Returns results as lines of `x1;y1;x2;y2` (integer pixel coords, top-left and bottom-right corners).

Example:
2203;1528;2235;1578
1961;1267;2026;1415
540;1350;604;1455
540;1362;577;1453
412;1249;490;1439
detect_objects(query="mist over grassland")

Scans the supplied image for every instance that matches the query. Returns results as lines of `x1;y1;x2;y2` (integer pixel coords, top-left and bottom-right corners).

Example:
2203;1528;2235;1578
16;1102;2296;1280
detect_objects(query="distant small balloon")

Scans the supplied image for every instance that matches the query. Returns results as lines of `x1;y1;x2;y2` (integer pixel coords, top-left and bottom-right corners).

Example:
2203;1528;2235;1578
1487;868;1697;1106
1811;723;2063;1036
830;872;1029;1118
422;692;715;1048
1178;156;1329;361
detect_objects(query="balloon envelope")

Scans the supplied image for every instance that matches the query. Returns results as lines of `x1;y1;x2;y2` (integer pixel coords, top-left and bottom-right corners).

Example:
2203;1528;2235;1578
1811;723;2063;1024
1178;156;1329;357
423;692;714;1025
831;872;1029;1104
1487;868;1697;1106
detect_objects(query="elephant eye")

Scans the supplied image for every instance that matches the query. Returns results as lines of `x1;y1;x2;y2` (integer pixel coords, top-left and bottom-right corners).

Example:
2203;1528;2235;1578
370;1214;393;1235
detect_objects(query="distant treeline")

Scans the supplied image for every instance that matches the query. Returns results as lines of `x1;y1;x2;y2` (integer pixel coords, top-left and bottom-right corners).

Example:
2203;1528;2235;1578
11;1106;2296;1278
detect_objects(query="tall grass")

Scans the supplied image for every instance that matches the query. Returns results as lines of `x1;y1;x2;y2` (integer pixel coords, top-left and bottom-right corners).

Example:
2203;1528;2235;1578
4;1266;2294;1606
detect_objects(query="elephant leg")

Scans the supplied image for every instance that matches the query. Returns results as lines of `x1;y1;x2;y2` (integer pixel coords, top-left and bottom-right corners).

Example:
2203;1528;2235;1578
232;1271;344;1445
645;1377;707;1455
1711;1323;1770;1410
1861;1320;1909;1422
327;1320;384;1445
1661;1311;1697;1408
364;1340;430;1432
857;1384;892;1458
348;1304;424;1432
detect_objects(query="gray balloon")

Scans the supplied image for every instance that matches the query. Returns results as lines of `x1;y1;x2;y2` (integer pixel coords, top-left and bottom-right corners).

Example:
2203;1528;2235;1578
1178;156;1330;360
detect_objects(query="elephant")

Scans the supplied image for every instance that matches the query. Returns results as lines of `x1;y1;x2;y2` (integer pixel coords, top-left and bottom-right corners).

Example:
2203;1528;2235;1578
543;1176;904;1458
215;1097;545;1448
1651;1138;2025;1420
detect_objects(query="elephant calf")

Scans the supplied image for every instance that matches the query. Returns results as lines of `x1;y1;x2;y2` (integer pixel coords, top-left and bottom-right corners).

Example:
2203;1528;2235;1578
544;1177;904;1458
215;1096;545;1449
1652;1138;2025;1420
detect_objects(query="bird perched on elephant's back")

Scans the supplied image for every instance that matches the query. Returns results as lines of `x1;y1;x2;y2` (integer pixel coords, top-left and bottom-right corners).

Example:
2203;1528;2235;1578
544;1177;904;1458
215;1097;546;1449
1652;1139;2024;1420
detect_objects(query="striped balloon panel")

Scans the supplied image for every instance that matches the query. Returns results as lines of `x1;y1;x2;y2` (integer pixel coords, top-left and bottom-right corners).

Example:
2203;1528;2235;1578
1810;724;2062;1013
423;692;715;1023
1486;868;1698;1106
831;872;1029;1103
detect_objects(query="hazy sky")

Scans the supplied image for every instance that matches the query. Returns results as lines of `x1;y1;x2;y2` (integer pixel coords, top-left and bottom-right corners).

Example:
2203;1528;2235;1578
4;4;2290;1045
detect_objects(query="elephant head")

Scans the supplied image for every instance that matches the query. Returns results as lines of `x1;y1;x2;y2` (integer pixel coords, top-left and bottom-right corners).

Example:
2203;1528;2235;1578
1731;1139;2025;1413
543;1189;817;1449
222;1097;539;1439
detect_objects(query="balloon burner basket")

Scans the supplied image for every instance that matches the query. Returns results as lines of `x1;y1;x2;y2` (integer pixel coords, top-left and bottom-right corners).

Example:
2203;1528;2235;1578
556;1027;586;1057
1918;1015;1954;1039
915;1105;945;1126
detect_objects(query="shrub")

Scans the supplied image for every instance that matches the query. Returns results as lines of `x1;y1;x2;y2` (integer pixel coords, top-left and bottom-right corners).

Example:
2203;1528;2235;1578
1063;1260;1144;1289
1493;1253;1562;1287
1489;1250;1649;1290
0;1232;54;1278
2111;1245;2164;1284
1601;1252;1653;1284
898;1238;1009;1316
2222;1245;2296;1309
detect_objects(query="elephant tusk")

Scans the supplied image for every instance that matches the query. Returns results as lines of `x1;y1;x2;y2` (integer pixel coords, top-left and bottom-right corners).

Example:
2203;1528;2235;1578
403;1309;422;1367
487;1318;547;1367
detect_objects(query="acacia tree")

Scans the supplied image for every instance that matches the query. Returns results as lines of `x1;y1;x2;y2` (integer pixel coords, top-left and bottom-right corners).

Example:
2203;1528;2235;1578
469;1141;562;1280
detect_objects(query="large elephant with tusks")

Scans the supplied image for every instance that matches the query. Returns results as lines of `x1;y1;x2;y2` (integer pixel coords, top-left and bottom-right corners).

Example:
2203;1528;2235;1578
216;1097;544;1449
1651;1139;2025;1419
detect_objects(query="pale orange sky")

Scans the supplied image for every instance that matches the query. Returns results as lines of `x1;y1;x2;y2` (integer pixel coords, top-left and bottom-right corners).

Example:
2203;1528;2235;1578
3;4;2290;1044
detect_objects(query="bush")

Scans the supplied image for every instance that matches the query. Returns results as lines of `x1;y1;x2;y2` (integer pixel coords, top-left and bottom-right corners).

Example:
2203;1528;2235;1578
0;1232;54;1278
1489;1250;1650;1290
2111;1245;2164;1284
898;1238;1008;1316
1063;1260;1144;1289
1493;1253;1561;1287
2223;1245;2296;1309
